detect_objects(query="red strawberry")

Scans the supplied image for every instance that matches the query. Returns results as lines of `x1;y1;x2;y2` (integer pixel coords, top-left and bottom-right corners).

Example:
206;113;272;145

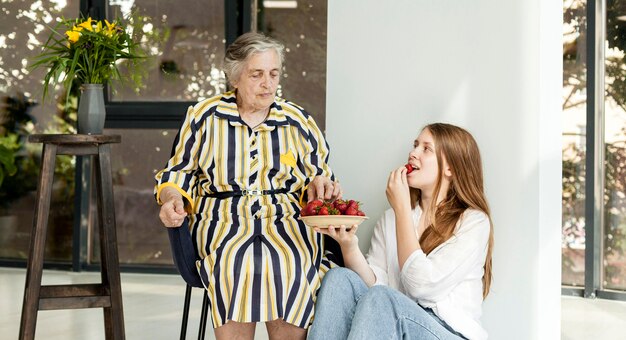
347;200;359;210
333;199;345;207
320;202;339;215
301;204;316;216
357;210;365;216
334;201;348;213
308;199;324;209
405;164;414;174
345;207;358;216
328;206;340;215
302;199;324;216
318;206;329;215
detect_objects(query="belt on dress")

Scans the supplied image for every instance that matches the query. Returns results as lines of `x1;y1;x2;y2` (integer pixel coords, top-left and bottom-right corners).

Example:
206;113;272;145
206;188;289;199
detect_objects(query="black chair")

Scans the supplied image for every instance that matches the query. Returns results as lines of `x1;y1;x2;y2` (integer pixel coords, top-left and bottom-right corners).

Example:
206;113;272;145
167;219;210;340
166;217;344;340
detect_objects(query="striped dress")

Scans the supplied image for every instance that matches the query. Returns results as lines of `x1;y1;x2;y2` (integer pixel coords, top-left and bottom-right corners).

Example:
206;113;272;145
155;91;339;328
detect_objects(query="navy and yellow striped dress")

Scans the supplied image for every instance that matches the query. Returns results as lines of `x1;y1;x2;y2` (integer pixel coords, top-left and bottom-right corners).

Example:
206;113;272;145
155;91;338;329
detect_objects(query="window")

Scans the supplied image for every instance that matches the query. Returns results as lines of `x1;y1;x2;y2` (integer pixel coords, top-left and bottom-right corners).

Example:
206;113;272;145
108;0;227;102
562;0;626;299
0;0;329;271
89;128;178;266
562;0;587;288
0;0;80;264
602;1;626;291
258;0;328;131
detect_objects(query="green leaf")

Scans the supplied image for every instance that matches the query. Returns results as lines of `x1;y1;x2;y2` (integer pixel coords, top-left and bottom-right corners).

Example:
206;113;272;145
31;16;145;104
0;144;17;187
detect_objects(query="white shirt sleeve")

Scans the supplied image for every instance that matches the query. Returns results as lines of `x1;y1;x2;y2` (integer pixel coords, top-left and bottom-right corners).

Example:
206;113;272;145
366;213;389;286
399;210;491;301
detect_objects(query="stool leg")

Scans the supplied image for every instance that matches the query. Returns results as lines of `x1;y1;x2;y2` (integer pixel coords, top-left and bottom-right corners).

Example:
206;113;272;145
19;144;57;340
95;145;126;340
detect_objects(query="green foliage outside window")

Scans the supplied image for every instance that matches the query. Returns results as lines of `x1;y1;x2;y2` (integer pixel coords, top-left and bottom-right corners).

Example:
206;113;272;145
0;94;39;211
562;140;626;287
563;0;626;289
0;92;77;212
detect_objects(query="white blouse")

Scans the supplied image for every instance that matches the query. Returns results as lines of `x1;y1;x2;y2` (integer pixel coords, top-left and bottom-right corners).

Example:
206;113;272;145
366;207;490;340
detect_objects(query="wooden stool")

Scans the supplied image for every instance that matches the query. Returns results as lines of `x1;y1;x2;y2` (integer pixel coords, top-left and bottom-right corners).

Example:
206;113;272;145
19;134;125;340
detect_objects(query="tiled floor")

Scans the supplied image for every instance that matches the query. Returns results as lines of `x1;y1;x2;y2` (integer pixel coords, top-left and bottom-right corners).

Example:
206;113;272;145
1;267;626;339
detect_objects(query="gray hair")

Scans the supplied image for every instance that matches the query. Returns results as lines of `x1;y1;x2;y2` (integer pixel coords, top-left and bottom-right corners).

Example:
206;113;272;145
223;32;285;86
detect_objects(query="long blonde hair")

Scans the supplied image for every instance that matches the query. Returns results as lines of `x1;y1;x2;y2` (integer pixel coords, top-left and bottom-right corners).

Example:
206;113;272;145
409;123;494;299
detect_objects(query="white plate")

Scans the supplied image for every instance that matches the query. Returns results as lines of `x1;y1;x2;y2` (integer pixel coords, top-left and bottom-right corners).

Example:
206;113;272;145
299;215;369;228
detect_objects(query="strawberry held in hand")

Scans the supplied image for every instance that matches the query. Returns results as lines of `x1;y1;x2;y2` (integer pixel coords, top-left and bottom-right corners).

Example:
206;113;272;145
405;163;414;174
301;199;323;216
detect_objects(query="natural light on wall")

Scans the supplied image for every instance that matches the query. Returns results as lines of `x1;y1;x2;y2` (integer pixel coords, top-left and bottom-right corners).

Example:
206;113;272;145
109;0;135;17
264;1;298;9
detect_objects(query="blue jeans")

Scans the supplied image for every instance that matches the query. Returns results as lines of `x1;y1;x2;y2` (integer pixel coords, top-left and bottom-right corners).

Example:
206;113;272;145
308;267;466;340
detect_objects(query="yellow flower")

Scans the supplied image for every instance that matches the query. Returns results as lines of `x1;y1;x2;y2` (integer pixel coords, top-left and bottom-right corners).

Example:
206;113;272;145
34;15;143;103
78;17;93;31
66;29;80;44
104;19;116;37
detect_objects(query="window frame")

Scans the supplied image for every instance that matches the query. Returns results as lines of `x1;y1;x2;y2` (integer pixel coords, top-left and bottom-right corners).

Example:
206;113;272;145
561;0;626;302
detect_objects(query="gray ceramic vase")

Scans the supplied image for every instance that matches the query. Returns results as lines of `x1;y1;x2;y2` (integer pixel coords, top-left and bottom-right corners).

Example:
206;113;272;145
77;84;106;135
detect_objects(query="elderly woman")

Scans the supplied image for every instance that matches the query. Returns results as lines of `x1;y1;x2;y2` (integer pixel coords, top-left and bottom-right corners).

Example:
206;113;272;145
155;32;341;339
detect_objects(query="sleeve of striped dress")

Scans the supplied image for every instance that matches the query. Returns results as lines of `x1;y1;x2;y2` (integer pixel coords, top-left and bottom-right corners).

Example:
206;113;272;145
154;105;201;213
302;115;335;183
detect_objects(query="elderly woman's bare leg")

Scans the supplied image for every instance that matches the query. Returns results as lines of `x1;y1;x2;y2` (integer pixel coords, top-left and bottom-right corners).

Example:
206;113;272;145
214;321;256;340
265;318;306;340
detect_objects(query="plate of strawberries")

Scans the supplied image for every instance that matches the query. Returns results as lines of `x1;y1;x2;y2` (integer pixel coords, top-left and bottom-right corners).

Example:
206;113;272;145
299;199;368;228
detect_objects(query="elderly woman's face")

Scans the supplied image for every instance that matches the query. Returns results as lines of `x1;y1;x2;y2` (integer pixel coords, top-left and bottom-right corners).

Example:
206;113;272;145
234;49;281;111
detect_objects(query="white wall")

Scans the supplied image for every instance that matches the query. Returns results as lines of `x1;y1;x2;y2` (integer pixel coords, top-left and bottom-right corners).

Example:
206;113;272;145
326;1;562;339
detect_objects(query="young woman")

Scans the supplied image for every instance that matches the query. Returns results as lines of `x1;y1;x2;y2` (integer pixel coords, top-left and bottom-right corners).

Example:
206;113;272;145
308;123;494;340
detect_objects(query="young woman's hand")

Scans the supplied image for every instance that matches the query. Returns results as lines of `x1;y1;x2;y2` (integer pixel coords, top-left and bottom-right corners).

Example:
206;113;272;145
315;224;377;286
314;225;359;251
386;166;412;214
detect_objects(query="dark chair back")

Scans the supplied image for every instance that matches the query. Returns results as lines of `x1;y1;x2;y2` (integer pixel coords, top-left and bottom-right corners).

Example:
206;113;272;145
167;219;203;288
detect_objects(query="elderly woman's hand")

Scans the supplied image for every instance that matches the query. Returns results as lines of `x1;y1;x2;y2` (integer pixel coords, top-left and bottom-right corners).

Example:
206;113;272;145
307;175;342;202
159;187;188;228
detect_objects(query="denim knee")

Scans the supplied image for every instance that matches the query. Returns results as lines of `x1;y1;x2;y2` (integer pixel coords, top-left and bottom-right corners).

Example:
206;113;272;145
318;267;367;303
359;284;396;308
322;267;359;286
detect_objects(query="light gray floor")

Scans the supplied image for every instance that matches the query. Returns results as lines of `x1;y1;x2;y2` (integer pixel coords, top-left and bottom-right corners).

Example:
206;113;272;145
561;295;626;340
0;267;269;340
2;267;626;339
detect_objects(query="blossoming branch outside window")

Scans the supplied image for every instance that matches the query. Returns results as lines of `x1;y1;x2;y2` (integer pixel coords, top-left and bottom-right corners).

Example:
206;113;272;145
106;0;227;102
